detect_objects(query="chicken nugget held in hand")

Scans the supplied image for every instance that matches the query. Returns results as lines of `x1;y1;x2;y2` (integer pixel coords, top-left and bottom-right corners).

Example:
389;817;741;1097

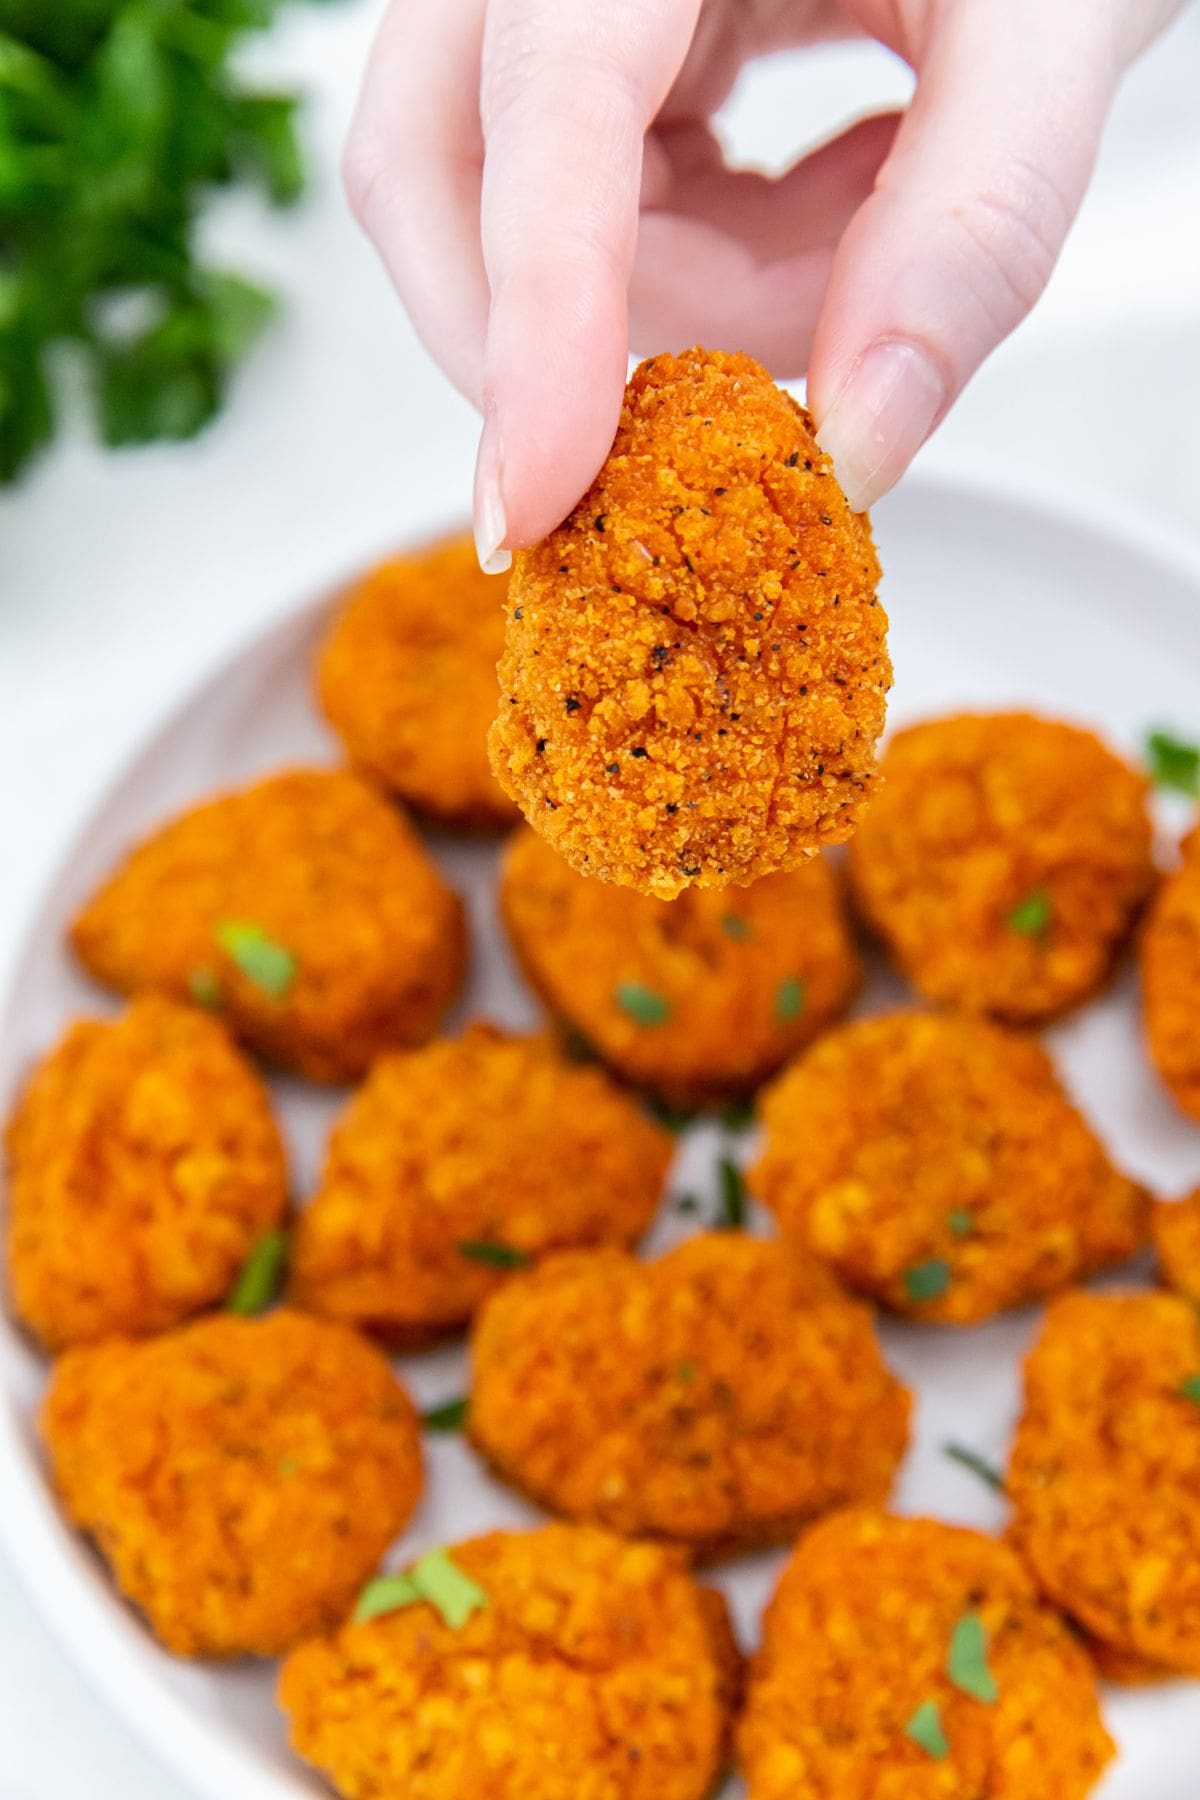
488;348;888;899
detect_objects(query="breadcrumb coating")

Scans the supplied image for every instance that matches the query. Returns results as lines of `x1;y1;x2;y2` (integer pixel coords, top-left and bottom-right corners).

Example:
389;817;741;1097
500;825;859;1105
70;767;465;1082
489;348;888;898
739;1510;1113;1800
751;1012;1148;1322
5;997;286;1351
1152;1189;1200;1302
1140;825;1200;1117
317;532;516;830
848;712;1155;1024
288;1023;670;1345
468;1235;909;1558
40;1309;422;1657
1008;1290;1200;1675
279;1524;739;1800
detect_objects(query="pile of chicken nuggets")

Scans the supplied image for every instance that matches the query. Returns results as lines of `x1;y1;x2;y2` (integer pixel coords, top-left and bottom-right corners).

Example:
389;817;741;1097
4;349;1200;1800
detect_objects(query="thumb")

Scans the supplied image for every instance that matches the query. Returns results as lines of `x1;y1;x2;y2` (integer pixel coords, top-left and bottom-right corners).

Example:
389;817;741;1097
808;0;1125;511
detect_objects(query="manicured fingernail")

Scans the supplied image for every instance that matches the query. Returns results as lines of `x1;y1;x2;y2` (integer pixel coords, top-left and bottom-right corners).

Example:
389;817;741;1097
473;410;511;575
816;340;945;513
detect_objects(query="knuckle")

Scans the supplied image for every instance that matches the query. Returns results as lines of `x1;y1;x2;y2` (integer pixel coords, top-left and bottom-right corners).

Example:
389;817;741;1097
949;157;1072;325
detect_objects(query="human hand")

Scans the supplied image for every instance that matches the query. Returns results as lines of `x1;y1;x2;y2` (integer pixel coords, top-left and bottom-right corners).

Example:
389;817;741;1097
345;0;1183;568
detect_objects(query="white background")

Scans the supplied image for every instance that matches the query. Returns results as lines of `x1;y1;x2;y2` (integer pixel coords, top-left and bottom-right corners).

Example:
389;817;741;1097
0;3;1198;1793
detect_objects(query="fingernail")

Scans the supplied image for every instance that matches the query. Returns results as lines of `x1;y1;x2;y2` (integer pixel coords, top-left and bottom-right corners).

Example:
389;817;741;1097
816;340;945;513
473;410;511;575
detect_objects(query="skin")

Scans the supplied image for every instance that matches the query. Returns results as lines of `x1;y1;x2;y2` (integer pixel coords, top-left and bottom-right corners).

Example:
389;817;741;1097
343;0;1184;559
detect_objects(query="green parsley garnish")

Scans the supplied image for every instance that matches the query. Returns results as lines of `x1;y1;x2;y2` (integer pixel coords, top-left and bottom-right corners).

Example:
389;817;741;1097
1178;1373;1200;1405
215;920;295;998
615;981;672;1026
905;1698;949;1760
715;1156;747;1230
0;2;335;483
1145;729;1200;797
947;1611;998;1703
904;1258;952;1303
420;1398;469;1433
226;1228;289;1315
943;1441;1005;1492
720;1097;756;1132
188;966;221;1010
947;1209;974;1238
457;1239;532;1270
644;1096;696;1133
1007;889;1052;936
720;913;752;942
774;976;807;1023
353;1548;489;1629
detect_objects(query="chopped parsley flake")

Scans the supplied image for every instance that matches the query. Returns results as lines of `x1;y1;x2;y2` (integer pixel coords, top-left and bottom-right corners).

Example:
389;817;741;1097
720;913;752;942
353;1571;420;1622
615;981;672;1026
188;966;221;1010
947;1209;974;1238
904;1258;952;1303
226;1228;289;1315
457;1240;532;1270
943;1441;1005;1492
1178;1373;1200;1405
716;1156;747;1230
1145;729;1200;797
774;976;807;1023
215;920;295;997
947;1611;998;1703
1007;889;1052;936
720;1097;756;1132
905;1698;949;1760
420;1397;469;1432
676;1360;696;1384
353;1548;489;1630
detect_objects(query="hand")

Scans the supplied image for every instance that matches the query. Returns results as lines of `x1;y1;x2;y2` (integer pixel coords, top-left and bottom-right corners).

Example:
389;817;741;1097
345;0;1182;567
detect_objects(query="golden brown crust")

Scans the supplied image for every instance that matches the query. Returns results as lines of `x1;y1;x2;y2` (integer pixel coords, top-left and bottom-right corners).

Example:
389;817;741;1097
279;1524;738;1800
70;767;466;1082
489;348;888;898
739;1510;1113;1799
848;711;1155;1024
5;997;287;1351
751;1012;1148;1323
1152;1189;1200;1303
499;825;860;1105
1008;1290;1200;1677
1140;826;1200;1117
468;1235;909;1558
317;533;516;830
40;1309;423;1657
288;1023;671;1344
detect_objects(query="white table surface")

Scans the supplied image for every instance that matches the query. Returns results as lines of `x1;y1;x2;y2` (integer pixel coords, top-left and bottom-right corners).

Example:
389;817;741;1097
0;5;1198;1794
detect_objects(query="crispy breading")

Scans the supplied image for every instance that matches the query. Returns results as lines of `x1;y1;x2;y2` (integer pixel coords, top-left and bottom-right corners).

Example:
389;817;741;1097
279;1524;739;1800
468;1235;909;1558
1140;825;1200;1117
739;1510;1113;1799
70;767;465;1082
499;825;859;1105
317;533;516;830
1008;1289;1200;1676
489;348;888;898
848;711;1155;1023
5;997;286;1350
1152;1189;1200;1302
288;1023;671;1345
40;1309;422;1657
751;1012;1148;1322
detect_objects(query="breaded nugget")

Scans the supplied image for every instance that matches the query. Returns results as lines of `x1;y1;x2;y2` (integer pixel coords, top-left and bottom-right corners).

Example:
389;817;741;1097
1152;1189;1200;1302
280;1523;738;1800
848;711;1155;1023
288;1023;671;1345
1140;825;1200;1117
499;825;859;1105
489;348;888;898
317;532;515;830
1008;1290;1200;1676
5;997;286;1351
751;1012;1147;1322
739;1510;1113;1800
40;1309;422;1657
468;1235;909;1557
70;767;465;1082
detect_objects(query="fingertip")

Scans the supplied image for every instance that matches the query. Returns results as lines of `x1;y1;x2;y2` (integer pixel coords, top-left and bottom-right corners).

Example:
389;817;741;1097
813;337;947;513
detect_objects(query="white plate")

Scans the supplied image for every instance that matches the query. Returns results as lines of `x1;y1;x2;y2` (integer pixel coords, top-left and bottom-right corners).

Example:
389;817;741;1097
3;472;1200;1800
